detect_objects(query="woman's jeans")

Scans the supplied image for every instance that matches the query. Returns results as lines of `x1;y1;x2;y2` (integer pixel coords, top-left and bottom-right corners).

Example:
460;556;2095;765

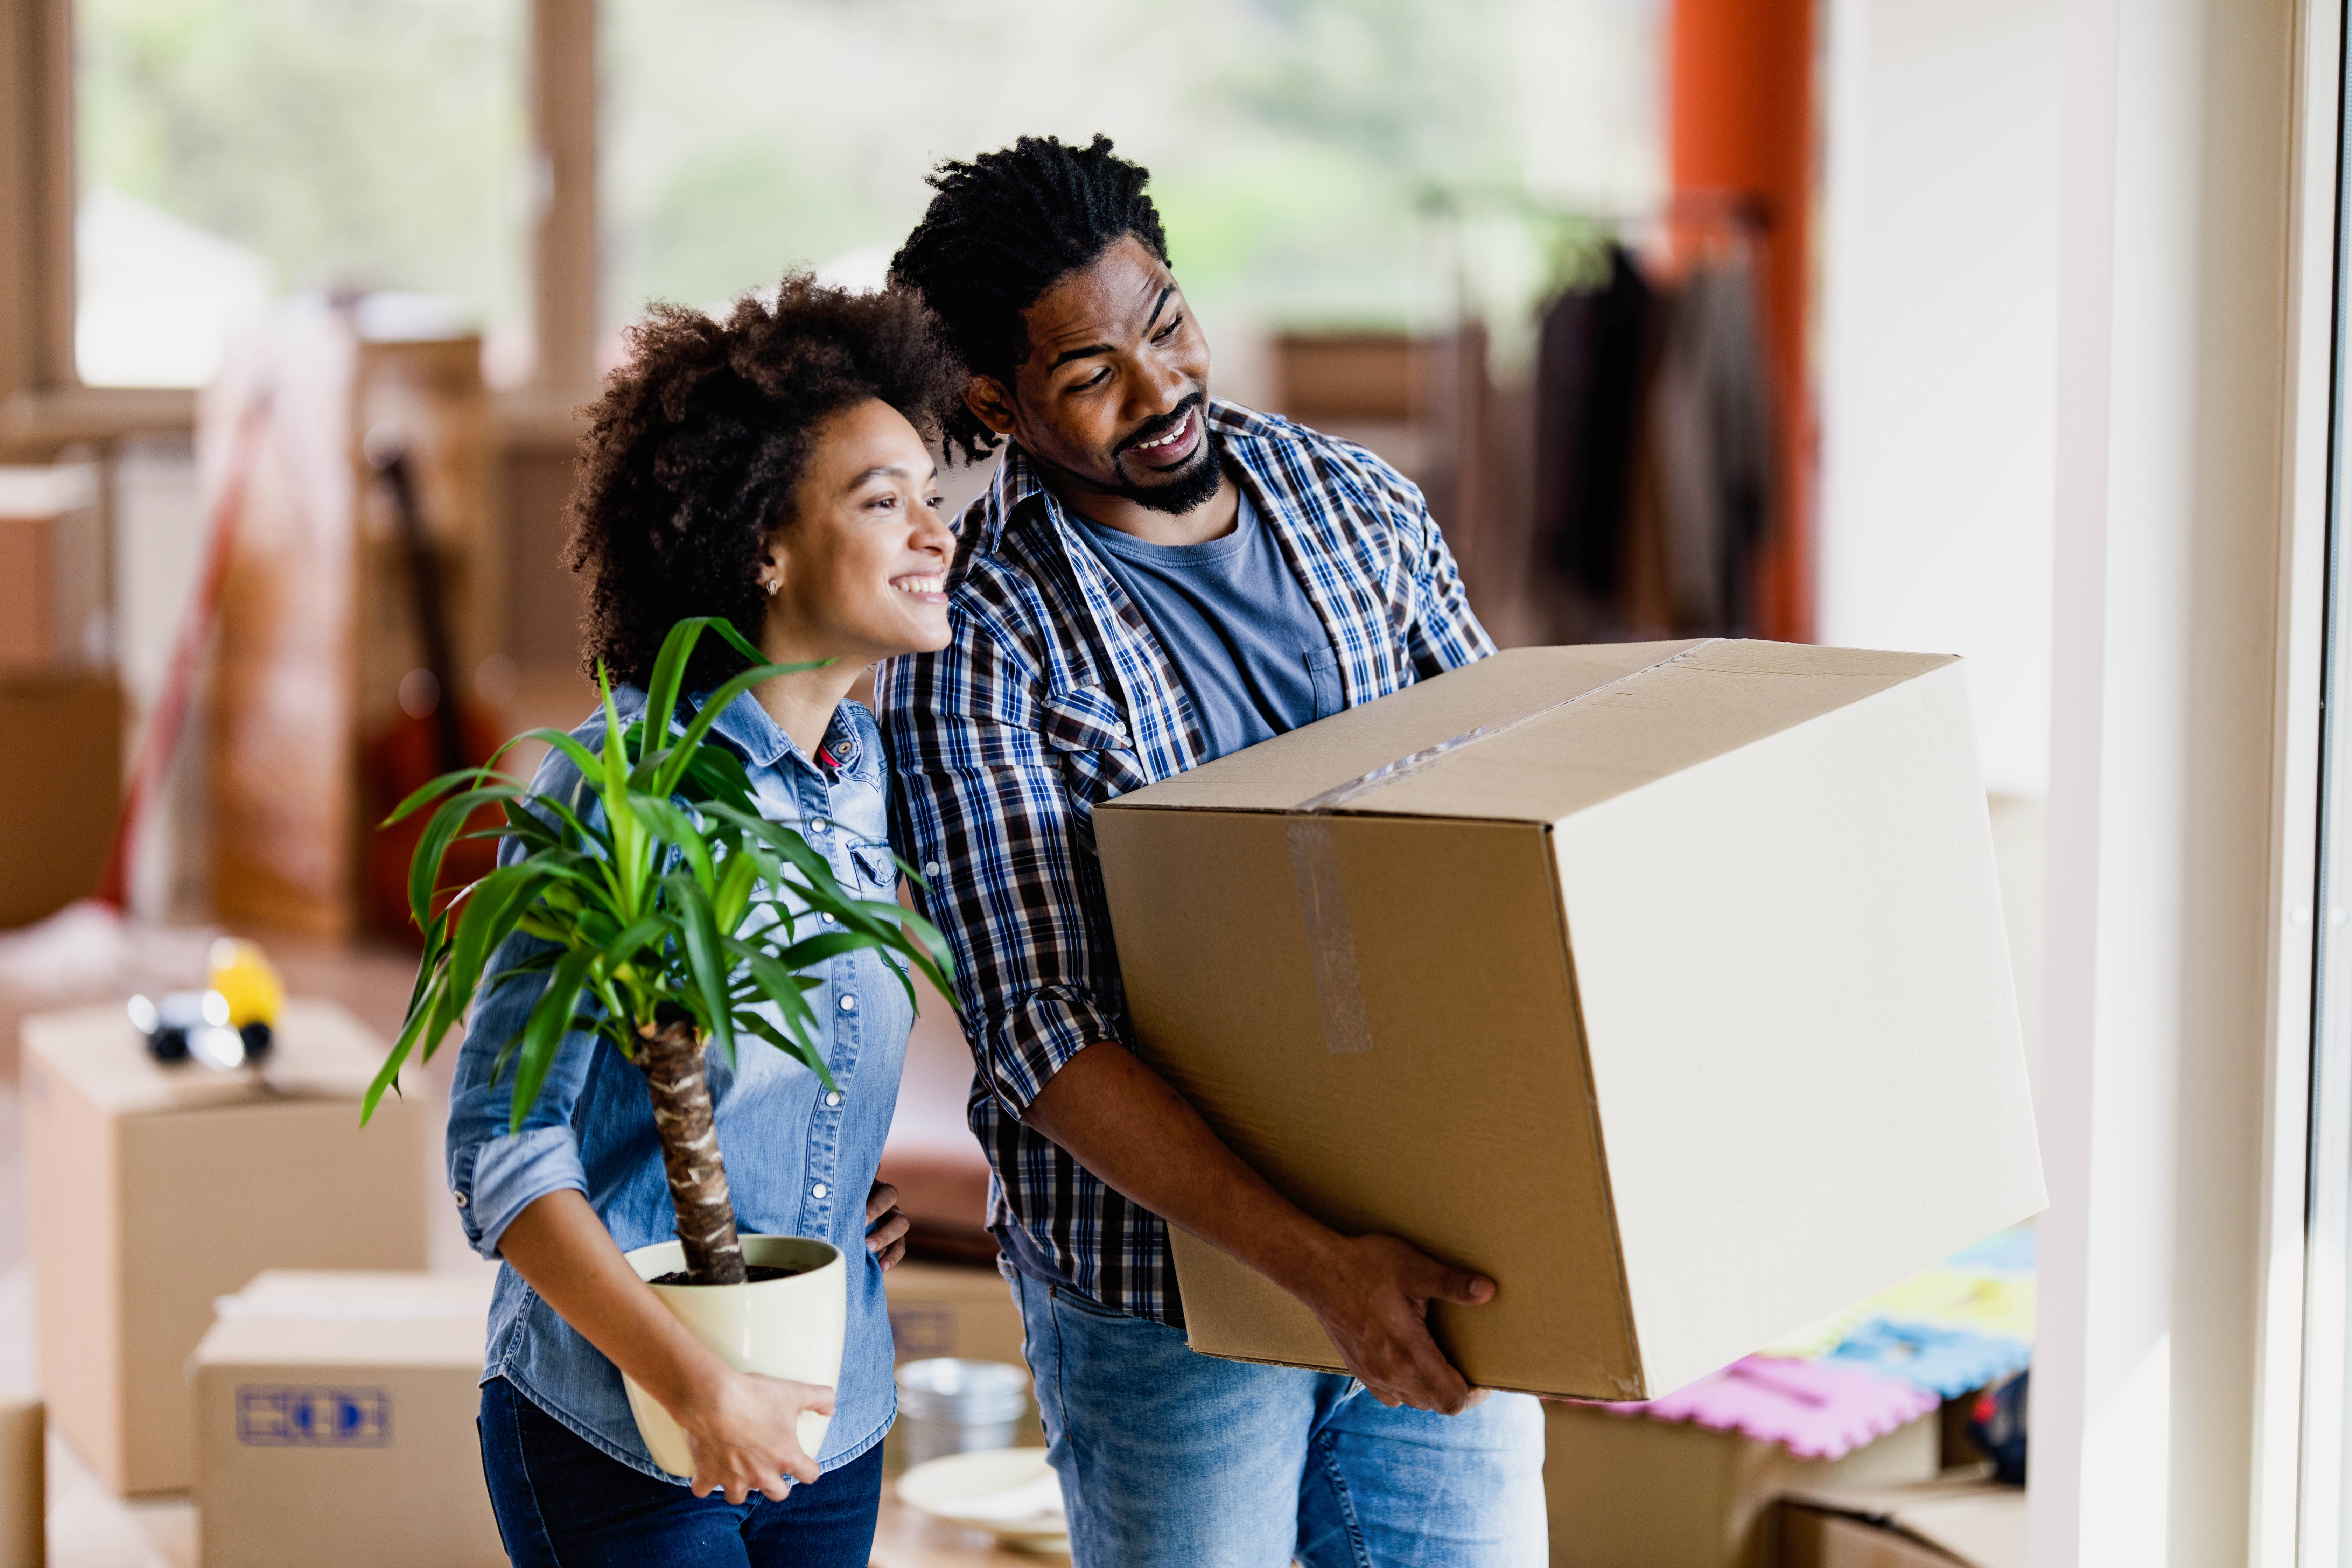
1010;1268;1548;1567
477;1376;882;1567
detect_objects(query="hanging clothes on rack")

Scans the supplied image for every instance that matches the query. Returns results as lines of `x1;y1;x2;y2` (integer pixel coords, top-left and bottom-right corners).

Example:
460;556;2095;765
1529;221;1774;638
1535;243;1655;602
1646;251;1774;634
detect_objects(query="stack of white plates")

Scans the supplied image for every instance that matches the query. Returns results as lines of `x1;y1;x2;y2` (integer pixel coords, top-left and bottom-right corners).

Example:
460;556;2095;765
896;1447;1068;1556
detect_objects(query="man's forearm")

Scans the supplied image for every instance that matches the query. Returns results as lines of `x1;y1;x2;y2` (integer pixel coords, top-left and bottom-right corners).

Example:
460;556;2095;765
1020;1038;1338;1291
1020;1037;1493;1413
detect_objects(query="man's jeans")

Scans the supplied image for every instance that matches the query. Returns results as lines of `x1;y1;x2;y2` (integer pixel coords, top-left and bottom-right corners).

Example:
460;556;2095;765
1009;1269;1547;1567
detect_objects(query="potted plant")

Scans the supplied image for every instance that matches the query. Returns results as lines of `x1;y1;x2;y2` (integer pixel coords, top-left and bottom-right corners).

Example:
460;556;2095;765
362;615;952;1469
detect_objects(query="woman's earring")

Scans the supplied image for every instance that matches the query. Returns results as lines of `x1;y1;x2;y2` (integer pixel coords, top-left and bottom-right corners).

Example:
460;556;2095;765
765;577;780;596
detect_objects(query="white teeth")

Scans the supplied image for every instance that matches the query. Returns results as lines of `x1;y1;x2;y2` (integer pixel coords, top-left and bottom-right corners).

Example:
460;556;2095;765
1134;414;1190;451
891;575;943;595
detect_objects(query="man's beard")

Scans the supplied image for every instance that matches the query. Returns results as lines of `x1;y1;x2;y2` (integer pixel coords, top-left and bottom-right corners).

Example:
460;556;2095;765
1111;399;1224;516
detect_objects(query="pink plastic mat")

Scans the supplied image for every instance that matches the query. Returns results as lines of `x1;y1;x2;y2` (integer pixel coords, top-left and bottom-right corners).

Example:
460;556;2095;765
1590;1355;1940;1461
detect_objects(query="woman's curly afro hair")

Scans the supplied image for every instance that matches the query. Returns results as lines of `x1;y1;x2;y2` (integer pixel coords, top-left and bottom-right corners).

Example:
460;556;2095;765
564;273;967;692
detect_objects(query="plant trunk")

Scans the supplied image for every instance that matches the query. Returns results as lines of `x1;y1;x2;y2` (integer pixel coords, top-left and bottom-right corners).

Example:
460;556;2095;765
636;1018;746;1285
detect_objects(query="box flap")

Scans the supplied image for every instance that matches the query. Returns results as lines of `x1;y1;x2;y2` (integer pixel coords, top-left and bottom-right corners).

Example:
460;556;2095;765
192;1270;492;1371
1098;642;1952;827
1783;1478;2027;1568
24;997;404;1115
1101;642;1705;815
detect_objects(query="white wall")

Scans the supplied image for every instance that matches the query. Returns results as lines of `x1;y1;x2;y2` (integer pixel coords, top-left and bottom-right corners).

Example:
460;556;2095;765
2031;0;2315;1562
1817;0;2063;798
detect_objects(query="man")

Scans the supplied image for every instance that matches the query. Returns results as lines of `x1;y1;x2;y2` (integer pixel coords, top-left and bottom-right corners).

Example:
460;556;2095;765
879;135;1546;1566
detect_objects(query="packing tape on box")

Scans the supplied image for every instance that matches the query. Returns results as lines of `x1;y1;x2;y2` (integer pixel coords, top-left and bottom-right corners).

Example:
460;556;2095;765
1284;642;1715;1055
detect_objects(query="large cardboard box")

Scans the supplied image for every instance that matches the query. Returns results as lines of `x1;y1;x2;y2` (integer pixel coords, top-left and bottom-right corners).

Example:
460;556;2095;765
22;998;428;1493
1545;1400;1940;1568
192;1269;504;1568
0;673;121;928
885;1261;1026;1369
1779;1477;2026;1568
1780;1511;1966;1568
1094;641;2046;1399
0;465;104;674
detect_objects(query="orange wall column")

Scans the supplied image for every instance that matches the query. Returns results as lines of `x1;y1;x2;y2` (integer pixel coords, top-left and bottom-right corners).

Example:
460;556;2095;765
1668;0;1816;642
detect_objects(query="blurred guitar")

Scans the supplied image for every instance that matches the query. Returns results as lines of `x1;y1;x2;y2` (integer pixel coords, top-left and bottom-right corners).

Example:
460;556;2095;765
361;433;502;943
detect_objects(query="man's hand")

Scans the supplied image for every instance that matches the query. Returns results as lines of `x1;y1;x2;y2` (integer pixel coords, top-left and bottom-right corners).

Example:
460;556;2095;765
680;1369;834;1501
1023;1041;1492;1416
866;1180;911;1270
1285;1233;1494;1414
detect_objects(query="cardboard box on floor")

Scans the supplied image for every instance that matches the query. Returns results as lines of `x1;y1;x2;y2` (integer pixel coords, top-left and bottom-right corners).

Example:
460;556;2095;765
1094;641;2047;1399
1545;1399;1939;1568
1779;1474;2026;1568
0;673;120;928
0;1399;41;1568
881;1261;1044;1468
192;1269;504;1568
886;1260;1026;1369
22;998;428;1493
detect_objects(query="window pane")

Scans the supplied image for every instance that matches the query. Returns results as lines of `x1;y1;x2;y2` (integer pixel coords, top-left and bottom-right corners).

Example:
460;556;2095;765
599;0;1665;349
75;0;528;388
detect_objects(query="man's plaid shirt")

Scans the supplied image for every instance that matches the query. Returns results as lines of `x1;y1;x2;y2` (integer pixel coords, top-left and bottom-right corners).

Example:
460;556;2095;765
876;399;1493;1322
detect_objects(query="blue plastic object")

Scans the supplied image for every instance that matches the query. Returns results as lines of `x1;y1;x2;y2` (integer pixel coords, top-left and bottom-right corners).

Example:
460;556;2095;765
1825;1317;2032;1399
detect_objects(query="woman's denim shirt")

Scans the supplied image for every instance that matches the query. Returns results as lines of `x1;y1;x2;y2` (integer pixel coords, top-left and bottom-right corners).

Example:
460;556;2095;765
443;684;911;1482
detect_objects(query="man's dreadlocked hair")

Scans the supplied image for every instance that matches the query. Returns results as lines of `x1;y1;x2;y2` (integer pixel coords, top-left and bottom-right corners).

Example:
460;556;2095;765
889;133;1170;460
565;273;966;692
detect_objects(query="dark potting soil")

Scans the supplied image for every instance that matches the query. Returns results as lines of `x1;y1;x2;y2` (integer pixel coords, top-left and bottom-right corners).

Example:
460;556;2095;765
649;1264;805;1286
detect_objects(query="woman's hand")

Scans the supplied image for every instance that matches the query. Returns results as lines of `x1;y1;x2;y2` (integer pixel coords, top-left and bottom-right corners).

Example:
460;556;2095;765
866;1180;911;1269
680;1368;835;1502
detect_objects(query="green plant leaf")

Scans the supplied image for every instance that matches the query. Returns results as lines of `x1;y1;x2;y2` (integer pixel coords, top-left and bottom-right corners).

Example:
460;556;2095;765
509;947;598;1133
735;1007;838;1087
446;865;557;1024
664;869;737;1068
405;784;532;932
650;656;831;800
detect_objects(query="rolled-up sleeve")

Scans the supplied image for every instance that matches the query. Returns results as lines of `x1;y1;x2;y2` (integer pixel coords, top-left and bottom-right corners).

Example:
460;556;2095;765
1345;440;1495;679
441;736;607;1258
879;615;1124;1119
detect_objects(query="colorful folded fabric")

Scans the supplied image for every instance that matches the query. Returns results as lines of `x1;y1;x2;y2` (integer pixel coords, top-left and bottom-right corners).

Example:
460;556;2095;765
1946;1225;2036;1275
1867;1268;2037;1343
1755;1300;1875;1361
1826;1317;2032;1399
1598;1355;1940;1461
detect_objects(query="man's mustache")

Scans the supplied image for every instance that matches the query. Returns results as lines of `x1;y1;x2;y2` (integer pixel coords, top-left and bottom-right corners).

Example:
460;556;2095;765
1115;393;1205;460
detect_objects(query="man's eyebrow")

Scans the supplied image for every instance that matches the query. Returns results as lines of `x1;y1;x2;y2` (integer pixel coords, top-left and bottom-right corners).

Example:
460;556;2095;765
1140;284;1176;337
1044;285;1179;373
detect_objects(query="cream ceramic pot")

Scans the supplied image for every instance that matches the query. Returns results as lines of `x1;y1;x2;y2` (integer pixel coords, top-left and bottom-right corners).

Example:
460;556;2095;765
620;1234;847;1477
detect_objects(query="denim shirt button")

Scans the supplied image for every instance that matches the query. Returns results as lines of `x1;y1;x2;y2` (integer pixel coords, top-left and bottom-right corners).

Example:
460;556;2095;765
838;994;856;1013
825;1091;843;1106
451;1191;468;1209
811;1182;830;1200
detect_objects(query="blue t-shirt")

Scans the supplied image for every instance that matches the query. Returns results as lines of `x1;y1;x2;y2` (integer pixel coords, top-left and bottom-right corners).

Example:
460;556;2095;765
1078;490;1342;760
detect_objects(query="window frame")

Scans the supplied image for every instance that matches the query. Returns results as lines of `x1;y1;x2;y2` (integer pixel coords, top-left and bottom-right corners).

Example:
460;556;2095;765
0;0;598;461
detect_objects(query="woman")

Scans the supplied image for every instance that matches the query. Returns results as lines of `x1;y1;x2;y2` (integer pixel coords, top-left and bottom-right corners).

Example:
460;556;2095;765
444;276;965;1565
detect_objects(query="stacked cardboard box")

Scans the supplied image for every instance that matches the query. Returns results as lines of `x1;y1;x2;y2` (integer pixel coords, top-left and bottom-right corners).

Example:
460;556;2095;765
192;1269;504;1568
1778;1476;2026;1568
22;997;428;1492
884;1261;1025;1370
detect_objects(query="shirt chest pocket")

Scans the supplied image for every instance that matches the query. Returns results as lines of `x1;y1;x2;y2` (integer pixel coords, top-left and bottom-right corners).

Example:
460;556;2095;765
849;840;899;895
1305;646;1343;722
1040;683;1134;754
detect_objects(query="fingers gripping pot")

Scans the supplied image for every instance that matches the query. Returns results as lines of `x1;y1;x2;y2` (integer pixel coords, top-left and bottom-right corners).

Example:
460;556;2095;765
621;1235;847;1474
